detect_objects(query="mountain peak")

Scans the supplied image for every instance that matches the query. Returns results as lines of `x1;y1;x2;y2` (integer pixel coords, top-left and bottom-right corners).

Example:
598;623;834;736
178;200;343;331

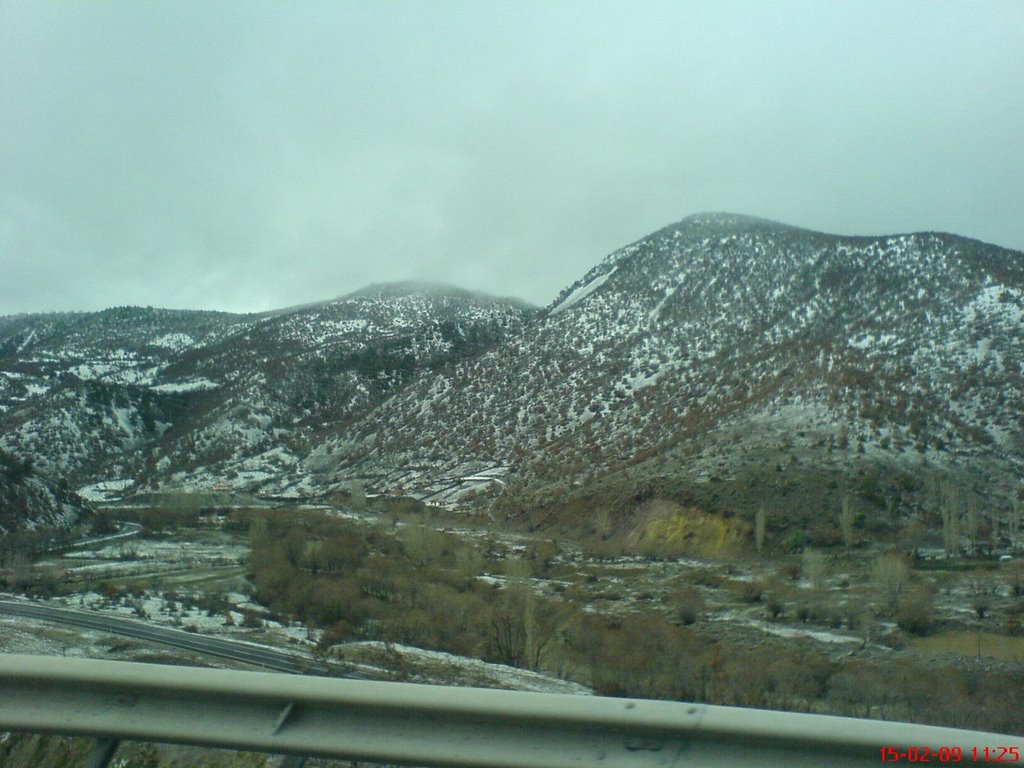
342;281;532;307
678;211;785;228
647;212;823;244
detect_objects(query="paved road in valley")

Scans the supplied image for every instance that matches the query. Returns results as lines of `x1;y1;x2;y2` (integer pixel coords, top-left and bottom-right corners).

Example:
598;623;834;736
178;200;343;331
0;599;339;676
21;521;143;556
64;521;143;550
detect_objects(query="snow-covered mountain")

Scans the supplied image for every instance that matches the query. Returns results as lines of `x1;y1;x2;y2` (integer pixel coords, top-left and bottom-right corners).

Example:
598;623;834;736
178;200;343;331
308;214;1024;527
0;285;533;528
2;214;1022;534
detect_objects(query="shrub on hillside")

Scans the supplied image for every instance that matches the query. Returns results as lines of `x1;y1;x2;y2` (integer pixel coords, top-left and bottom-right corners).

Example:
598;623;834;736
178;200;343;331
672;587;704;625
896;584;935;636
570;613;698;700
738;580;763;603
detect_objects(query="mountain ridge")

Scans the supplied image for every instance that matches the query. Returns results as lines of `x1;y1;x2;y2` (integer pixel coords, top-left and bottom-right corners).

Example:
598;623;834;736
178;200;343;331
307;216;1024;532
0;283;535;529
2;218;1022;543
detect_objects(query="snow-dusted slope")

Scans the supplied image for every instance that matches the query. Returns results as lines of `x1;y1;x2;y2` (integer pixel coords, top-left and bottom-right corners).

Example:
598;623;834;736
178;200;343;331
0;307;250;500
307;214;1024;520
0;286;534;526
4;215;1022;532
0;449;87;534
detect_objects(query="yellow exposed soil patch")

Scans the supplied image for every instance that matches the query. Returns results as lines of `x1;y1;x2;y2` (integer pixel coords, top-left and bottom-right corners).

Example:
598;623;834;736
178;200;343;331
626;499;749;558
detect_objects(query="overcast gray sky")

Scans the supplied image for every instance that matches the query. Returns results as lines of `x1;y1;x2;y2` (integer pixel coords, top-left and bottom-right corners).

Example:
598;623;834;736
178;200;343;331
2;1;1022;315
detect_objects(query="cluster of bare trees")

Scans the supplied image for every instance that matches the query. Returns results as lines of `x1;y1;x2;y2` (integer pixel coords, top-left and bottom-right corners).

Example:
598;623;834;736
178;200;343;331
0;525;77;592
247;509;576;673
933;479;1021;557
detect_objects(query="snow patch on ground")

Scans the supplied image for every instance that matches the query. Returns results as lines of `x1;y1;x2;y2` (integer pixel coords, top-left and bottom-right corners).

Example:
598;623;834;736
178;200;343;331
150;333;196;351
849;333;898;350
67;362;121;380
16;328;37;353
648;285;678;321
150;378;220;393
0;615;112;658
550;267;616;315
111;406;136;437
747;620;864;645
963;285;1024;325
77;478;135;502
338;641;592;694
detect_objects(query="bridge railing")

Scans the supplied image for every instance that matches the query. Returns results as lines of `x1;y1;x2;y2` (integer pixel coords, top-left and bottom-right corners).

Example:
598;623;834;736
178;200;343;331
0;653;1019;768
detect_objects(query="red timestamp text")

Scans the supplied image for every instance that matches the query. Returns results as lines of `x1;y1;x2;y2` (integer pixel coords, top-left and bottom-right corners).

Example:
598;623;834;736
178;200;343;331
880;746;1021;763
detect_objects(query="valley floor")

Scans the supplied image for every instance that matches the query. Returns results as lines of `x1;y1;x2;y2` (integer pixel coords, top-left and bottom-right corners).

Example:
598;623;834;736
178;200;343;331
2;497;1022;758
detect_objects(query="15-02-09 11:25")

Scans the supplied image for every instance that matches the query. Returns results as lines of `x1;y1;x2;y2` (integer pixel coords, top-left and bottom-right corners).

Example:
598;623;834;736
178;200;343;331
880;747;1021;763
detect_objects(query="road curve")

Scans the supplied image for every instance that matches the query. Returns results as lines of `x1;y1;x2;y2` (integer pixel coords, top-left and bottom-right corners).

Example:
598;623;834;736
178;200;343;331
0;599;332;676
65;521;143;550
30;521;144;556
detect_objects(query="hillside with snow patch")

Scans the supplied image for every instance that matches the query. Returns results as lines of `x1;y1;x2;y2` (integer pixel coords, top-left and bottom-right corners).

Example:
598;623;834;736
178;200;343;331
3;215;1022;535
0;286;533;527
306;214;1024;528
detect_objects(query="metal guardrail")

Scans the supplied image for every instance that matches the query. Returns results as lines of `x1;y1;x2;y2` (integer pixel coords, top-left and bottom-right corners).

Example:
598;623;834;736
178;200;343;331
1;653;1020;768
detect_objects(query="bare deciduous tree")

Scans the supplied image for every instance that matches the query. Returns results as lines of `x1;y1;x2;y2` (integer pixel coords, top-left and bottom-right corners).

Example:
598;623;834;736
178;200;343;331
874;552;911;614
486;559;568;671
968;576;996;619
964;497;980;556
840;495;856;552
755;506;767;554
349;480;366;510
1005;561;1024;599
802;547;827;590
1010;496;1022;553
940;482;962;557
